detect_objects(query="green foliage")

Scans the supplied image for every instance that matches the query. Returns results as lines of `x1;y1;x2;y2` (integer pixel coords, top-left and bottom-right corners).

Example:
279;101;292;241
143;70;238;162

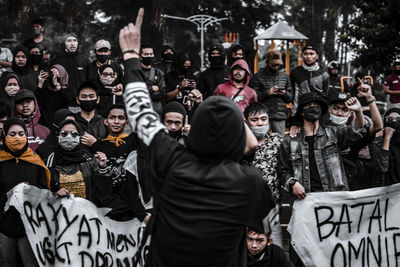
348;0;400;72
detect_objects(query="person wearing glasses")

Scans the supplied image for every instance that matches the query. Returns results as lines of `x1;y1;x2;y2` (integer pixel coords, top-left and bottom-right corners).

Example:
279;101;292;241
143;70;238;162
49;119;107;201
249;49;292;135
96;64;123;117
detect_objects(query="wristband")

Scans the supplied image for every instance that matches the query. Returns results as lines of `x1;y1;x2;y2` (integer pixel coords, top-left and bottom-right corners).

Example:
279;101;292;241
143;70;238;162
367;97;376;104
122;49;139;56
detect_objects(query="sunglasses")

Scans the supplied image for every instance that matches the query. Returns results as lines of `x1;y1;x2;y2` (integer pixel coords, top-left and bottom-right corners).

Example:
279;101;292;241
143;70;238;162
385;117;400;123
60;130;79;138
271;64;281;68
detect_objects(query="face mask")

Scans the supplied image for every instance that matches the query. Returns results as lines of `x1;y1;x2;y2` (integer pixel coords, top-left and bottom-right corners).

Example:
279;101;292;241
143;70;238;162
330;113;349;125
58;135;80;151
303;106;322;122
209;55;223;66
141;56;154;66
162;53;174;61
250;125;270;140
5;136;27;152
168;129;182;138
33;28;41;36
394;69;400;75
385;120;400;130
5;85;20;96
30;54;42;65
100;76;115;86
96;54;109;63
79;99;97;112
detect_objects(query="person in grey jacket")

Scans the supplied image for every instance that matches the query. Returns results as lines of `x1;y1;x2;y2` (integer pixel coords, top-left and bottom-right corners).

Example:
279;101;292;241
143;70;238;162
250;50;292;135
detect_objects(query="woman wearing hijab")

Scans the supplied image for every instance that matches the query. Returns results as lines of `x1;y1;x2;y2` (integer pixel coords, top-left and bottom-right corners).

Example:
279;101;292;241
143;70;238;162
96;64;123;117
35;64;73;128
49;119;106;201
0;73;21;112
0;118;50;266
11;45;38;92
371;108;400;186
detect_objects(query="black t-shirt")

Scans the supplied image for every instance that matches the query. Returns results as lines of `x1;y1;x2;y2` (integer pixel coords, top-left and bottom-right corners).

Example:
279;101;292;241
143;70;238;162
305;135;323;192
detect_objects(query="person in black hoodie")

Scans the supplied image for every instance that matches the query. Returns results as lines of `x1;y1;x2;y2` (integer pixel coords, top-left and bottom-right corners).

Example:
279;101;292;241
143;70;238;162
53;34;88;111
120;11;274;266
198;43;230;99
10;45;38;92
0;118;50;266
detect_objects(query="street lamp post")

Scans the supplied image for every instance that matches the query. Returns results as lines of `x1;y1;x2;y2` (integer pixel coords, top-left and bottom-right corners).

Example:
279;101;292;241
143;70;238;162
161;14;228;71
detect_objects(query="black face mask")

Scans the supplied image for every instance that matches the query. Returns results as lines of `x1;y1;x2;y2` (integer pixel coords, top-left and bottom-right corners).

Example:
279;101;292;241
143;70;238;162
180;66;191;76
79;99;97;112
162;53;174;61
394;69;400;75
30;54;42;65
141;56;154;66
96;54;109;63
209;55;224;66
303;106;322;122
385;120;400;130
169;129;182;138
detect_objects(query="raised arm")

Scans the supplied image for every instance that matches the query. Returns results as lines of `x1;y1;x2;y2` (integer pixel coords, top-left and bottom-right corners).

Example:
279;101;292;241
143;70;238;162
119;8;166;145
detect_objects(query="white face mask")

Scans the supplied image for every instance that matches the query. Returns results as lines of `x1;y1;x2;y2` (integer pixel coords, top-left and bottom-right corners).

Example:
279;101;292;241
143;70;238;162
5;85;19;96
330;113;349;125
100;76;115;85
250;125;270;140
58;135;80;151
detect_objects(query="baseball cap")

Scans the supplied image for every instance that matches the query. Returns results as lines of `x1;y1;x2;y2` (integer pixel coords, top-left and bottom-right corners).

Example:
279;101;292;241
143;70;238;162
95;39;111;51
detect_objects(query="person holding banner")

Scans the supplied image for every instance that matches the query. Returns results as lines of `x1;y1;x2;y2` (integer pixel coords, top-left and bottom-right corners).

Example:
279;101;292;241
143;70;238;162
0;118;50;266
120;8;275;267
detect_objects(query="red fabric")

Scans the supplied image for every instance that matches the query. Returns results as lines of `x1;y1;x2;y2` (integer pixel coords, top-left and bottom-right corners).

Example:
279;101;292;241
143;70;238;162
214;59;257;112
384;74;400;103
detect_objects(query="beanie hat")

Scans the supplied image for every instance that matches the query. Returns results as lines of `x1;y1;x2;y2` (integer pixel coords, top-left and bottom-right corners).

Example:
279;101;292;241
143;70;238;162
162;102;186;120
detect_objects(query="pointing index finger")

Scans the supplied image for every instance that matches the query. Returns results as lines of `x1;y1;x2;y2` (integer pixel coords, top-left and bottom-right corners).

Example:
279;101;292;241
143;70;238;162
135;8;144;28
357;77;364;85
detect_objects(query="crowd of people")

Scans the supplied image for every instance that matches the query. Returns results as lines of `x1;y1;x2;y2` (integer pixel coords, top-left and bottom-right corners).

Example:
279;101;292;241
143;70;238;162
0;11;400;267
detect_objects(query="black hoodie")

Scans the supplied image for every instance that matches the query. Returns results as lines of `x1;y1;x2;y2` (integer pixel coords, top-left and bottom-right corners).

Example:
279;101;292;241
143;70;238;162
123;58;274;267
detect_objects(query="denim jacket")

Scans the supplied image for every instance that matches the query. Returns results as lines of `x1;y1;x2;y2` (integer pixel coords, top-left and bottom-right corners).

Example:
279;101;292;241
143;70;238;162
278;125;364;193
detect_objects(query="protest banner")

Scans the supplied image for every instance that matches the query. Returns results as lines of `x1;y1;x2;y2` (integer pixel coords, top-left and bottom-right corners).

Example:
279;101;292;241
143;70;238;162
5;183;149;267
287;183;400;267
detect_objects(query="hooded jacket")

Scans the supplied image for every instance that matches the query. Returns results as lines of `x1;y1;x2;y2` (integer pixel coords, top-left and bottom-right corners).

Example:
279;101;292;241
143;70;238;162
14;90;50;151
198;44;230;99
122;58;274;267
214;59;257;113
11;46;38;92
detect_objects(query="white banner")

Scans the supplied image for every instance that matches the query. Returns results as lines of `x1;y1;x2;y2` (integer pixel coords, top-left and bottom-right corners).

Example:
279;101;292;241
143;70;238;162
5;183;149;267
288;183;400;267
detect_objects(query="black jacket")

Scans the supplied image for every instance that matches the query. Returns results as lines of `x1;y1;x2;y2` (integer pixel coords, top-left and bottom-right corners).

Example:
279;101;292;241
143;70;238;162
53;52;88;105
247;244;293;267
250;67;292;120
198;65;230;99
123;58;275;267
0;159;48;237
75;112;108;140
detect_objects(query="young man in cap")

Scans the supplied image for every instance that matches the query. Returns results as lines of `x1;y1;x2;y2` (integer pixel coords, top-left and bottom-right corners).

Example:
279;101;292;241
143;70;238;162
87;39;124;86
250;49;292;135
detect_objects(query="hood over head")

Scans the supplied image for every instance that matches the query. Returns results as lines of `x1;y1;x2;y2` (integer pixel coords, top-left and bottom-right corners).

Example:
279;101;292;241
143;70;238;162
187;96;246;162
229;59;251;86
51;64;69;88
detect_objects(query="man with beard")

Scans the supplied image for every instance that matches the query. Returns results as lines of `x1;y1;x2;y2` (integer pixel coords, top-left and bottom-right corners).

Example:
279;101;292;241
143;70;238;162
383;61;400;109
87;39;124;87
54;34;88;112
289;44;329;116
140;44;166;115
214;59;257;113
74;81;107;149
250;50;292;135
198;44;230;99
119;9;274;266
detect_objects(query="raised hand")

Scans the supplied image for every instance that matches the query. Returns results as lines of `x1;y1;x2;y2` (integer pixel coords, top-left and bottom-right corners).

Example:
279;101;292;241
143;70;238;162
345;97;362;112
119;8;144;60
